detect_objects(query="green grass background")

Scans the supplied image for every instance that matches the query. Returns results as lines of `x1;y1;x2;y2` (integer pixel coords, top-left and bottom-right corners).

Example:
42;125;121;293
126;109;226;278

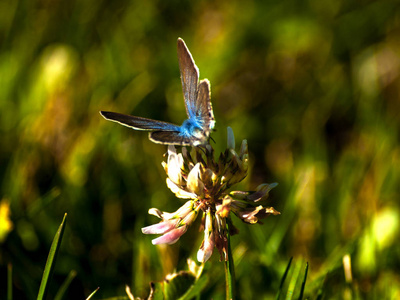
1;0;400;299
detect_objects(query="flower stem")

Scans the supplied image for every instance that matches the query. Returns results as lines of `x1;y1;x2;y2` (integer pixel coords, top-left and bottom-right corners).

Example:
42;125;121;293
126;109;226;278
224;220;236;300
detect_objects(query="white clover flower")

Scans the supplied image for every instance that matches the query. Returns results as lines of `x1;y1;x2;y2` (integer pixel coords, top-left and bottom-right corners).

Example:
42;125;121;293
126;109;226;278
142;127;279;262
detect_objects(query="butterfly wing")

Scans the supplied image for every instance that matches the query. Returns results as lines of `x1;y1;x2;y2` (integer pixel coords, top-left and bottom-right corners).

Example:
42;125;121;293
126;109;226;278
100;39;215;147
149;131;197;146
177;38;215;136
196;79;215;133
100;111;180;132
177;38;199;120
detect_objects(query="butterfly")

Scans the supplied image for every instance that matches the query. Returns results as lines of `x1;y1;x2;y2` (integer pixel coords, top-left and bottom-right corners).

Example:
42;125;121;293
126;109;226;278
100;38;215;146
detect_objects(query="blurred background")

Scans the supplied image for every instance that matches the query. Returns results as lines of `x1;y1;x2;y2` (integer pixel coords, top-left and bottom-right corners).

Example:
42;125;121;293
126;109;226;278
1;0;400;299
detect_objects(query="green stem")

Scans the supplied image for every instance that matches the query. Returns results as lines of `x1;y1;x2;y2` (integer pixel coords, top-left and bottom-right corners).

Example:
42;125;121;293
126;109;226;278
7;263;12;300
224;220;236;300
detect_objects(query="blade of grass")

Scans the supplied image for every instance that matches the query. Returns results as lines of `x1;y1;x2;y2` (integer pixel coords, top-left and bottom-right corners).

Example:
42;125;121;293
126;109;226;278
86;287;100;300
37;213;67;300
286;260;303;300
275;257;293;300
298;262;309;300
178;275;208;300
27;188;61;218
54;270;77;300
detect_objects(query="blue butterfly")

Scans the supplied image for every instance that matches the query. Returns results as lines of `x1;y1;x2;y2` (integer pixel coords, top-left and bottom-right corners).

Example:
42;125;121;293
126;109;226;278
100;38;215;146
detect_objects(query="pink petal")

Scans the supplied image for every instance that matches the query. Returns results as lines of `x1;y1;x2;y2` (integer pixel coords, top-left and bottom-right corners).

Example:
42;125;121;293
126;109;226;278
197;210;215;262
151;226;187;245
141;219;179;234
197;232;215;263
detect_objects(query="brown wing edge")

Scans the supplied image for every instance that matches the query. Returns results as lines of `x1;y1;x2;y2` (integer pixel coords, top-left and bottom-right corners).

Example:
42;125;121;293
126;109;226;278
149;131;204;146
197;79;215;132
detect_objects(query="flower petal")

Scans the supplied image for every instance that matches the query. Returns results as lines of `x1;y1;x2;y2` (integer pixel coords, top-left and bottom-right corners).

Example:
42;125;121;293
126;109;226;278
167;145;185;185
166;178;197;199
141;219;180;234
151;226;187;245
181;209;199;226
246;183;278;202
148;208;163;219
216;196;232;218
236;205;280;224
197;210;215;262
187;163;205;198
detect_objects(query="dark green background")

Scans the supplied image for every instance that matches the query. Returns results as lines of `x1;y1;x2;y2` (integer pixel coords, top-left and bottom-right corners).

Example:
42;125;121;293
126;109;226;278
1;0;399;299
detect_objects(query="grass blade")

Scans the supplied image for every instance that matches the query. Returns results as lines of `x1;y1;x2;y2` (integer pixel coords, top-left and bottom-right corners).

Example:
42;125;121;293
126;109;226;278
276;257;293;300
86;287;100;300
178;275;208;300
37;213;67;300
54;270;77;300
298;262;309;300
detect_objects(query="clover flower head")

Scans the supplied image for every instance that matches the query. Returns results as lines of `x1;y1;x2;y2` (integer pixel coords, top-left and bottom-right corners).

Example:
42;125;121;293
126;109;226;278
142;127;279;262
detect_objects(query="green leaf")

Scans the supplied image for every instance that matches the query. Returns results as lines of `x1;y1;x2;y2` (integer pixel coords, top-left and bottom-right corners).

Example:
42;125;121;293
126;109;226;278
37;213;67;300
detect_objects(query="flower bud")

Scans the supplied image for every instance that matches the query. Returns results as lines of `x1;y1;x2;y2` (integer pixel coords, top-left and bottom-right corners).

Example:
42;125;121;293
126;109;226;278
201;168;217;189
227;127;235;150
240;139;248;158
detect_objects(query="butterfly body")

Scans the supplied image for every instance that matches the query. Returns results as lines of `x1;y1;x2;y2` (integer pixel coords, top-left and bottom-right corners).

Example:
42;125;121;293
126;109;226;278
100;38;215;146
180;119;201;137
